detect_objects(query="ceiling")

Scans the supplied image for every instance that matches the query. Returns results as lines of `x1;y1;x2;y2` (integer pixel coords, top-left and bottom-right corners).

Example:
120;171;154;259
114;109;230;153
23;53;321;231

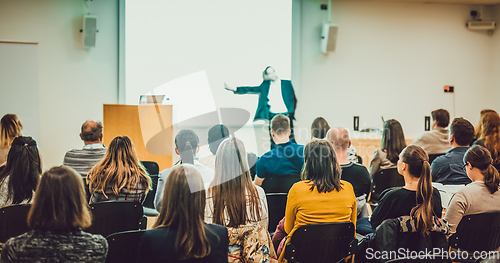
318;0;500;5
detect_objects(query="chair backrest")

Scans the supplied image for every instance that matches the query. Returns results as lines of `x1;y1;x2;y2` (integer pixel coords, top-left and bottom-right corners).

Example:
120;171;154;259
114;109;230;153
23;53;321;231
449;211;500;252
142;174;159;209
428;153;445;165
265;193;288;233
85;201;144;237
370;168;404;203
105;229;147;263
386;255;452;263
285;222;356;263
141;161;160;175
261;173;300;194
0;204;31;243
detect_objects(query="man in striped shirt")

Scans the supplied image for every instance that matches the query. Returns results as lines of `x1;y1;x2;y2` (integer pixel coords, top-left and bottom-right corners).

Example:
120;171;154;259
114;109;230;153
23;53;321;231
63;120;107;178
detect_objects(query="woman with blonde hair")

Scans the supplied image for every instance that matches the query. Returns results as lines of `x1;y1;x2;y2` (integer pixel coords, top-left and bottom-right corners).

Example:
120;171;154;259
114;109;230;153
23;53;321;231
0;114;23;165
474;111;500;163
474;109;497;141
87;136;150;204
1;166;108;262
137;165;228;262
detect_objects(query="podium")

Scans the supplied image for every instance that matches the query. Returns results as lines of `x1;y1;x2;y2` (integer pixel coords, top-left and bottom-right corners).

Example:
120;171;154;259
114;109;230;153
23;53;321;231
103;104;173;171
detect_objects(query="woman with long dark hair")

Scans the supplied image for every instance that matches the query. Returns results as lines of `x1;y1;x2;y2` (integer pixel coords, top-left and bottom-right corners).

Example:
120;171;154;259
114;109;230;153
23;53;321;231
474;111;500;163
1;166;108;262
87;136;150;204
137;165;228;263
0;136;40;207
444;145;500;235
0;114;23;166
370;145;442;232
369;119;407;176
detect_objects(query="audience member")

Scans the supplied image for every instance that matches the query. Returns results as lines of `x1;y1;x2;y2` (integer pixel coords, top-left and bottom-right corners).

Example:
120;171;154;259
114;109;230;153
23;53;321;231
474;109;497;142
370;119;407;176
312;117;359;163
0;114;23;166
444;145;500;236
1;166;108;262
205;137;274;262
199;124;258;179
431;117;474;185
155;129;214;210
273;140;357;261
0;136;40;207
412;109;452;155
63;120;107;178
254;114;304;186
87;136;150;204
370;145;442;229
137;165;228;263
473;111;500;163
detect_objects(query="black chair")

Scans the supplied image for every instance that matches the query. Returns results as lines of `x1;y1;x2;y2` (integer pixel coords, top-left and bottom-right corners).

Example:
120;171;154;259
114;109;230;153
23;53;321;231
85;201;144;237
141;161;159;175
140;161;160;210
428;153;445;165
449;211;500;253
105;229;147;263
386;255;452;263
266;193;288;234
370;168;404;204
357;155;363;164
0;204;31;243
284;222;357;263
261;173;300;194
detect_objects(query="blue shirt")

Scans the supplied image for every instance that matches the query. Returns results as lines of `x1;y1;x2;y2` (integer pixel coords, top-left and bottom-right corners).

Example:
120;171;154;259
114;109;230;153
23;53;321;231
431;146;472;185
256;141;304;179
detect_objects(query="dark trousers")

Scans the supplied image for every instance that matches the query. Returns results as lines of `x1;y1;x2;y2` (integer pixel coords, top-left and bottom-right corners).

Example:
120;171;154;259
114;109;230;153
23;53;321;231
269;112;296;145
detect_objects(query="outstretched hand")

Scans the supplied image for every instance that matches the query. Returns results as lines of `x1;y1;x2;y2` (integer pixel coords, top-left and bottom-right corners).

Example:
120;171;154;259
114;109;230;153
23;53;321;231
224;82;236;92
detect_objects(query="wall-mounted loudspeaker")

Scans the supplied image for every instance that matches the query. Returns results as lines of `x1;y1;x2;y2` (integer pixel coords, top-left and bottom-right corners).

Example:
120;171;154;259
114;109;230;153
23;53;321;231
82;15;97;48
321;23;338;54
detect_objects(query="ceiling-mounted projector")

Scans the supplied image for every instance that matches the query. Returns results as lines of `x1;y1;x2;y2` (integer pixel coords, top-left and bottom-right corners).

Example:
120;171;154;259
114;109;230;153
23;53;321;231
466;21;496;30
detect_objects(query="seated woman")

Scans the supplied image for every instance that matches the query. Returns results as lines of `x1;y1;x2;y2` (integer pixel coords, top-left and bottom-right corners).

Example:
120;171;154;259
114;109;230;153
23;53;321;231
0;114;23;166
474;111;500;163
369;119;407;176
274;139;357;261
473;109;497;143
137;165;229;263
444;145;500;236
1;166;108;262
87;136;150;204
0;136;41;207
370;145;442;230
205;137;273;262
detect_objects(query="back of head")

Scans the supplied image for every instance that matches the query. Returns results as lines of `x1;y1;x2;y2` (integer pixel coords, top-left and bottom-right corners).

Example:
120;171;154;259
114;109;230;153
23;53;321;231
210;137;261;227
479;112;500;162
464;145;500;194
326;127;350;152
302;140;342;193
207;124;230;155
431;109;450;128
0;114;23;148
175;129;199;164
154;164;210;259
80;120;103;142
400;145;433;236
0;136;41;204
311;117;330;139
450;118;474;147
381;119;407;164
271;114;290;135
87;136;149;196
476;109;498;137
28;166;91;231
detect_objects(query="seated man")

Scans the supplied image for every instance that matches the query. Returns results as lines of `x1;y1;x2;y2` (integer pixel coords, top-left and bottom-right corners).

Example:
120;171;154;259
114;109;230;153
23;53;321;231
412;108;452;155
431;117;474;185
254;115;304;187
63;120;107;178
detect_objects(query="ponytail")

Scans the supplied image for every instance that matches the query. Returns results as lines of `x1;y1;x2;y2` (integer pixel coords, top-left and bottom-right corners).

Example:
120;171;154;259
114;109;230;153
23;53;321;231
484;164;500;194
410;160;434;236
465;145;500;194
179;141;194;164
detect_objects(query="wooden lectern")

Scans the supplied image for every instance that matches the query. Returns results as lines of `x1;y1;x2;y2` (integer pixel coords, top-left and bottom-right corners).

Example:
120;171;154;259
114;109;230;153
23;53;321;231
103;104;173;171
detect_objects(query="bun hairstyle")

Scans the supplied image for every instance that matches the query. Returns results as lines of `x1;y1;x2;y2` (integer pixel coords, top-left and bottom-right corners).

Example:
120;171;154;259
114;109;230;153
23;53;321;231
464;145;500;194
175;130;199;165
400;145;433;236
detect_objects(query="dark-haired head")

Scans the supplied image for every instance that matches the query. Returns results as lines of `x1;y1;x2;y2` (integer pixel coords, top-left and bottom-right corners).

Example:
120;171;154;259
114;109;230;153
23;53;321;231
80;120;103;143
302;140;342;193
431;109;450;128
175;129;199;165
207;124;230;155
311;117;330;140
464;145;500;194
28;166;91;231
0;114;23;148
0;136;41;204
450;118;474;147
381;119;407;164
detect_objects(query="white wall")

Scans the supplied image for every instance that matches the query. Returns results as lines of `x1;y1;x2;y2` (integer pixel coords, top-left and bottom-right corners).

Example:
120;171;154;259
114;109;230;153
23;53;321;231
0;0;118;169
493;5;500;102
294;0;499;142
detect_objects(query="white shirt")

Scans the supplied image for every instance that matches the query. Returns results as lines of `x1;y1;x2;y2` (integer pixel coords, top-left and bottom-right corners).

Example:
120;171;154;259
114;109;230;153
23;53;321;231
268;80;288;114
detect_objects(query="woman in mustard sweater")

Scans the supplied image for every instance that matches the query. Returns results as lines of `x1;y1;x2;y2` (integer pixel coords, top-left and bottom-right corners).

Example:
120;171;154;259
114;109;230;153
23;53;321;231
274;139;357;261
